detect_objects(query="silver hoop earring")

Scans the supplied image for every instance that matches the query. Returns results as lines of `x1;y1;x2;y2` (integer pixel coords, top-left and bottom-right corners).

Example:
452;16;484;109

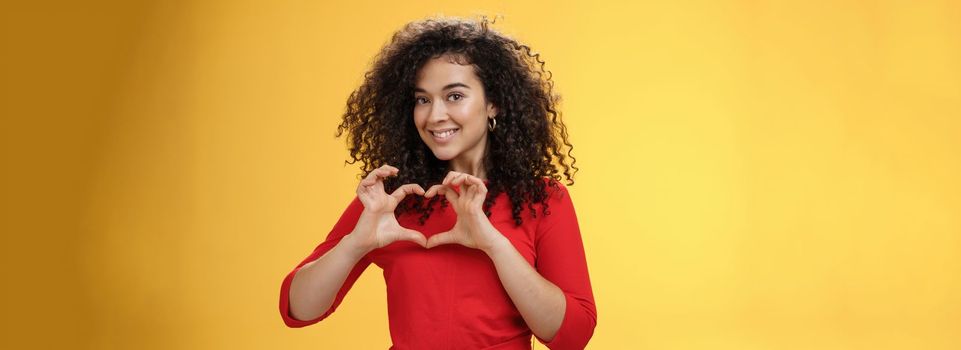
488;117;497;132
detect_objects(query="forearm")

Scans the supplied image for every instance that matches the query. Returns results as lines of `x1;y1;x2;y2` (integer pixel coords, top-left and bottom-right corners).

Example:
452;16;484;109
288;233;370;321
484;237;567;342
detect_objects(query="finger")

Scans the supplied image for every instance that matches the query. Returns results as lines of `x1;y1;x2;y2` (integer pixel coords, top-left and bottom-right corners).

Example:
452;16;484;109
364;167;398;185
438;185;460;202
450;173;470;187
463;177;476;197
466;176;487;194
376;166;399;179
379;164;399;173
362;169;384;185
391;183;426;202
465;176;488;205
424;184;444;198
360;172;377;187
357;178;377;198
442;171;460;185
426;231;456;249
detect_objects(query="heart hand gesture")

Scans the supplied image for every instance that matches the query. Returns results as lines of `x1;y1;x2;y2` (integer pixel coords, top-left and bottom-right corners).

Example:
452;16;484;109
424;171;507;253
350;164;428;252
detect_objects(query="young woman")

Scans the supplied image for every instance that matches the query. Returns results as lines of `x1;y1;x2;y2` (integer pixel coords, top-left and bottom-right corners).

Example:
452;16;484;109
279;16;596;350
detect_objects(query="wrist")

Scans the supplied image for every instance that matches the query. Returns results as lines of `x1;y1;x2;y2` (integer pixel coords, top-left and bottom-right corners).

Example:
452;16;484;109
482;235;512;257
341;232;375;258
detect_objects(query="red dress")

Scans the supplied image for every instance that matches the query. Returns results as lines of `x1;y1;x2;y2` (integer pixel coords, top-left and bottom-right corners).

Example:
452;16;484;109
279;180;597;349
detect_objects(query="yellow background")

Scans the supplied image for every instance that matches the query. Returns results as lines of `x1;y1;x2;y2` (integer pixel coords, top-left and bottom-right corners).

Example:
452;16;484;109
2;1;959;349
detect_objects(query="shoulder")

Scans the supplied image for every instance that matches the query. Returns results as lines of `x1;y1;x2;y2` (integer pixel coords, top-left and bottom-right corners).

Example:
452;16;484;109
533;177;579;239
539;177;572;203
531;177;575;222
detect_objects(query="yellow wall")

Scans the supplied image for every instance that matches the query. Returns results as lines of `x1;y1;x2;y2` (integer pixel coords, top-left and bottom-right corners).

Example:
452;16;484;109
2;1;959;349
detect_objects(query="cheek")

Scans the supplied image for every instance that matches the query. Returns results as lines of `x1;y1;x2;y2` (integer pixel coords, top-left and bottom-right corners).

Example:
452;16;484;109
450;104;483;125
412;109;427;128
412;111;433;142
413;111;427;133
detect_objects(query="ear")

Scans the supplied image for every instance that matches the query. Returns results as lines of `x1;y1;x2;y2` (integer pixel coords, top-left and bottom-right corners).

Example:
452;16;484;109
486;102;498;119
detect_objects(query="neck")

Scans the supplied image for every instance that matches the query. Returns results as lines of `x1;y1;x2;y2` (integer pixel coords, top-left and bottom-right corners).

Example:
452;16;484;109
448;144;488;180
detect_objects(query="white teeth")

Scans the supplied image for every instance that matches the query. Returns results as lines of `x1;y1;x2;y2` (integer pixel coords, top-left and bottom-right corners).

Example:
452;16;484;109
431;129;457;138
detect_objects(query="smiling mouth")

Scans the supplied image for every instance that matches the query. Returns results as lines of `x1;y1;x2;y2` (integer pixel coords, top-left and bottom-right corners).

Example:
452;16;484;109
429;128;459;140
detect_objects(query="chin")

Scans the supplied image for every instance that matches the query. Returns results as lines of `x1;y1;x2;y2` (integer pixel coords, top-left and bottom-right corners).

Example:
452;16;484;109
430;149;456;161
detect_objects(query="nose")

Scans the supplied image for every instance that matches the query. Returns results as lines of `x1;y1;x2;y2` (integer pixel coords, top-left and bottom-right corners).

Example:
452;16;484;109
427;100;449;124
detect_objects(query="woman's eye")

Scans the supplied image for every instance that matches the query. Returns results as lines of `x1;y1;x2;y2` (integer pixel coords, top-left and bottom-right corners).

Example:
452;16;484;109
416;94;462;104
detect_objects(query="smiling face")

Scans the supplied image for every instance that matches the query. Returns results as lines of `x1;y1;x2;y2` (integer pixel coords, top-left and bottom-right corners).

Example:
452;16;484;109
413;54;498;172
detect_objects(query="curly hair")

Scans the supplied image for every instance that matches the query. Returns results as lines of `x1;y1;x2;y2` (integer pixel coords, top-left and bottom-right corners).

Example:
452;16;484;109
335;15;577;226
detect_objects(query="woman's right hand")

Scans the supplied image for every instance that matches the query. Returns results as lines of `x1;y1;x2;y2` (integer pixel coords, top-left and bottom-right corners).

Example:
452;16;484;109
348;164;428;253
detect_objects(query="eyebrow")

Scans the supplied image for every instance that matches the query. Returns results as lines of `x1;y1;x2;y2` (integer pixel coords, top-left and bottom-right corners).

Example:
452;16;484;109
414;82;471;93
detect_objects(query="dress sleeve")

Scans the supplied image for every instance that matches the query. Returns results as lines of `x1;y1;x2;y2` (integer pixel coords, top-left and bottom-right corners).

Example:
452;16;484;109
532;182;598;349
279;196;372;328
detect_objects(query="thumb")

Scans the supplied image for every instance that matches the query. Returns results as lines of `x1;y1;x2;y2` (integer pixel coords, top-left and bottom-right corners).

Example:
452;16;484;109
391;183;426;202
401;229;428;248
426;230;457;249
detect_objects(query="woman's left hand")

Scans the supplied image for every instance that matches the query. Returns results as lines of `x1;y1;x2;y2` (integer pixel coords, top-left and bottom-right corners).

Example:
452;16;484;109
423;171;507;253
